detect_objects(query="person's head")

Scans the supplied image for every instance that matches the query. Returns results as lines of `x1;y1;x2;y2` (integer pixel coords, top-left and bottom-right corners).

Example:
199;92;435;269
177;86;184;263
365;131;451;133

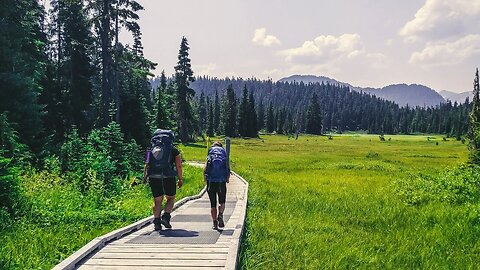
212;141;223;147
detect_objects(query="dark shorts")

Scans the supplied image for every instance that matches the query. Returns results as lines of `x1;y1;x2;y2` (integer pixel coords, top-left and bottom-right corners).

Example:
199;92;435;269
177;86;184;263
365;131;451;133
207;181;227;208
149;177;176;197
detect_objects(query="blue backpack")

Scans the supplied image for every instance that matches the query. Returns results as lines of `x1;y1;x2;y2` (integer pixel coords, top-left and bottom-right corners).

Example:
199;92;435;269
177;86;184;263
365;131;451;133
148;129;176;178
205;146;229;182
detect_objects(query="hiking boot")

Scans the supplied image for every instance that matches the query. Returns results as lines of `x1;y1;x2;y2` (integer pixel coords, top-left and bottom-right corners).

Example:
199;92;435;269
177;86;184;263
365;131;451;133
213;220;219;230
161;213;172;229
217;213;225;228
153;217;162;231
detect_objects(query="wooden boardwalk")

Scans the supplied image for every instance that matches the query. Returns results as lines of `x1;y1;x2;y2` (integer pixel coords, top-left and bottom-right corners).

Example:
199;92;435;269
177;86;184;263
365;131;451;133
54;171;248;270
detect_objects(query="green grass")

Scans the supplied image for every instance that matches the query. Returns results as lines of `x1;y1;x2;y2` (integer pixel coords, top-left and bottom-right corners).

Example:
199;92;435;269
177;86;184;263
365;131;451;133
0;164;204;270
179;134;480;269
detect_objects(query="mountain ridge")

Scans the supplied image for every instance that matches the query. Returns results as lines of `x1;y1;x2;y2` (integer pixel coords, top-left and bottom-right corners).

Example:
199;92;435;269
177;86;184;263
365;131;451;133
279;75;447;107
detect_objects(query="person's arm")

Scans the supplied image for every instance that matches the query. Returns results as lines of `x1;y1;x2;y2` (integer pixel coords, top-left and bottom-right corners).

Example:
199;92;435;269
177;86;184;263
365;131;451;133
203;163;207;183
175;154;183;188
226;163;231;183
143;149;150;183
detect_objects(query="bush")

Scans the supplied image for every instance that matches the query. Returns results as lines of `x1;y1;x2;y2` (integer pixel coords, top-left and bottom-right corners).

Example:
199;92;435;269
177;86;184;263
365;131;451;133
0;156;22;217
60;122;143;195
396;164;480;206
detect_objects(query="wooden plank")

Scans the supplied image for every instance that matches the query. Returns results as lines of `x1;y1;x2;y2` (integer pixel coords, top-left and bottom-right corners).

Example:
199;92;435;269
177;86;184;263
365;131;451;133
103;244;230;249
99;247;229;254
93;253;226;260
83;259;226;267
78;266;223;270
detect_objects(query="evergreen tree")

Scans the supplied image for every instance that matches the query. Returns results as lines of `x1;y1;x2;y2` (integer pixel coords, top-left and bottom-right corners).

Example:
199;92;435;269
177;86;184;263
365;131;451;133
155;81;171;130
50;0;94;134
88;0;144;125
469;68;480;164
306;93;323;135
266;103;275;133
0;0;44;146
248;90;258;137
198;90;207;135
207;101;215;137
222;85;237;137
238;85;249;137
174;37;195;142
214;90;221;134
257;99;265;131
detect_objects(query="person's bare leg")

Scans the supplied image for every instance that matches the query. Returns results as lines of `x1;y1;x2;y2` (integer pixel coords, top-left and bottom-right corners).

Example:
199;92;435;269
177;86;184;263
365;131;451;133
153;196;163;231
153;196;163;218
164;195;175;213
211;207;217;220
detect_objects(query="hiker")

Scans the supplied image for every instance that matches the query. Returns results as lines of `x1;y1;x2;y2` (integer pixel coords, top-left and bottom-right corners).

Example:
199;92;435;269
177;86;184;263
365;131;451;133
204;141;230;230
144;129;183;231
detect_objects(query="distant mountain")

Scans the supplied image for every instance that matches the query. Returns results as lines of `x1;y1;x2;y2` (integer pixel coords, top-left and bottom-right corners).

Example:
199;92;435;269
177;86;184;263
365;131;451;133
439;90;471;104
279;75;446;107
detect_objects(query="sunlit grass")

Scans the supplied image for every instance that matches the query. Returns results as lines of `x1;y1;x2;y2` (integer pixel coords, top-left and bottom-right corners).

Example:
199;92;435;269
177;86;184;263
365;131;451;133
180;134;479;269
0;164;204;270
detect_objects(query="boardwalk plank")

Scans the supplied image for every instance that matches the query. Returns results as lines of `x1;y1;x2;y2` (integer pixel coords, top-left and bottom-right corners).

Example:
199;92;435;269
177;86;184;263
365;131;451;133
56;168;247;270
83;258;226;267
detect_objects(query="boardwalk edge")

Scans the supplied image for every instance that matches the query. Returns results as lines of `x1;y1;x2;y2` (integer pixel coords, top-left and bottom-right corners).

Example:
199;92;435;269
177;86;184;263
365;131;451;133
53;185;207;270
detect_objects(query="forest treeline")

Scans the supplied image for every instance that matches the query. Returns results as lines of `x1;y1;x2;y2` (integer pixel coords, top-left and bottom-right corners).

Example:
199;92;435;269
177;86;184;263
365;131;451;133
153;76;472;139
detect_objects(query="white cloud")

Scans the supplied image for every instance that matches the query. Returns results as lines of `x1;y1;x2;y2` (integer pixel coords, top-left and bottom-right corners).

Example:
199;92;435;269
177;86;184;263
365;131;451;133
409;34;480;66
276;34;389;75
252;28;281;47
279;33;364;63
400;0;480;42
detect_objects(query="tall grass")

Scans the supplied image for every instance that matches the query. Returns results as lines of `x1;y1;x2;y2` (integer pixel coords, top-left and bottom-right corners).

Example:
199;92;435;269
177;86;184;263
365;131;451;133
0;164;204;270
180;134;478;269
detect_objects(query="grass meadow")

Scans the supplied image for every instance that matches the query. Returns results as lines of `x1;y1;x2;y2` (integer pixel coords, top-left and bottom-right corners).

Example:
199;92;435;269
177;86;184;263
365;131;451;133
0;165;204;269
179;134;480;269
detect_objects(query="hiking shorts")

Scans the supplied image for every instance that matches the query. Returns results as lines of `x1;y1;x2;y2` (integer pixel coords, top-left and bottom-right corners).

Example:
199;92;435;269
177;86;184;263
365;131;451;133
207;181;227;208
149;177;176;197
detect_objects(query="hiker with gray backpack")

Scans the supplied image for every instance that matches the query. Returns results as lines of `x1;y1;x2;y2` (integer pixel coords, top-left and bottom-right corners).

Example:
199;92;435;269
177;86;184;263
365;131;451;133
204;141;230;230
144;129;183;231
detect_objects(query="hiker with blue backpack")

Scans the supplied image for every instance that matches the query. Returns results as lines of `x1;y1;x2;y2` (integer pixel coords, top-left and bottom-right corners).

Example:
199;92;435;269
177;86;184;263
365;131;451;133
204;141;230;230
144;129;183;231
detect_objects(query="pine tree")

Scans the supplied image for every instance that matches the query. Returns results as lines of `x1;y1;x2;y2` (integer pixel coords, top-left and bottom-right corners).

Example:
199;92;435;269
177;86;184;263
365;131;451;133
248;90;258;137
468;68;480;164
0;0;44;146
88;0;144;126
198;90;207;135
257;99;265;131
214;90;221;134
306;93;323;135
266;103;275;133
238;85;249;137
155;83;171;130
207;101;215;137
49;0;94;134
174;37;195;142
222;85;237;137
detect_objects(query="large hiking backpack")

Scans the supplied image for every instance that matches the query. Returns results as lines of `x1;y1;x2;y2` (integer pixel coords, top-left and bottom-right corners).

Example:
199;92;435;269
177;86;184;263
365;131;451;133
148;129;176;178
205;146;229;182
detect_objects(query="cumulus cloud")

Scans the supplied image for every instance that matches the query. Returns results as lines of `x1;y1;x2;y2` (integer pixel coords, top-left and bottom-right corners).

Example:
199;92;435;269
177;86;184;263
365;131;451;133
252;28;281;47
279;33;364;63
400;0;480;42
409;34;480;66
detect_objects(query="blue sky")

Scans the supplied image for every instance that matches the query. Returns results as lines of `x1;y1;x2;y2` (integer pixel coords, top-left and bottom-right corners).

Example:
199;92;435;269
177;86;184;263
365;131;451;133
118;0;478;92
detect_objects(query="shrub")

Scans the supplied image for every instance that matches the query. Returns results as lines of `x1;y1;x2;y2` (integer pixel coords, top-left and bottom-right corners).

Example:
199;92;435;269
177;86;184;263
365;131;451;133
60;122;142;195
396;164;480;206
